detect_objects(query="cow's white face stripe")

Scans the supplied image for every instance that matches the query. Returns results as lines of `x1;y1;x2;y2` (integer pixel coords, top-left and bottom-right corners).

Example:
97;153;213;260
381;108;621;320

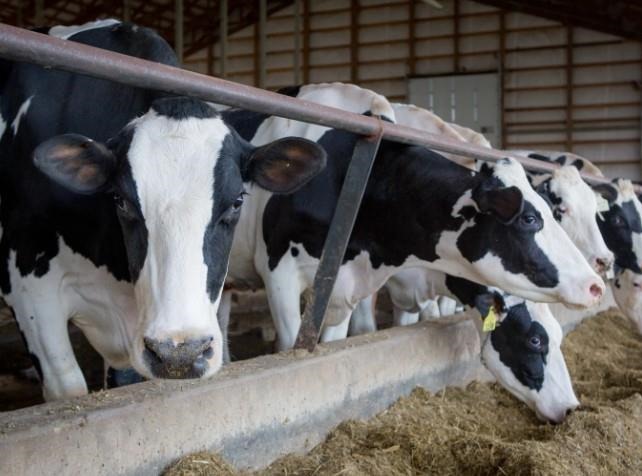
126;111;226;374
49;19;121;40
550;166;613;268
11;96;33;136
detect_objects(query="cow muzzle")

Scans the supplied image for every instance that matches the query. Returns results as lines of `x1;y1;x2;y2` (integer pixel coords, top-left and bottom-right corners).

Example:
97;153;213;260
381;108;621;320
143;335;214;379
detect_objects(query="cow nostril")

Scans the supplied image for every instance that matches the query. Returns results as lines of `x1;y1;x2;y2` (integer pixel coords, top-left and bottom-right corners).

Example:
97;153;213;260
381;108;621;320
566;408;574;417
595;258;606;271
589;283;603;298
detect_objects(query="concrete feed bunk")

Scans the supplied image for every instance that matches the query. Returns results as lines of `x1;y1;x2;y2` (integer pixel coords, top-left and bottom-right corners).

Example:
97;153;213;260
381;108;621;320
168;309;642;475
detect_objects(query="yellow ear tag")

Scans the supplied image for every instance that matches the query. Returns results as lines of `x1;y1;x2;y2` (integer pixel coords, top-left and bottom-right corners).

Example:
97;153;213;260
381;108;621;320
482;307;497;332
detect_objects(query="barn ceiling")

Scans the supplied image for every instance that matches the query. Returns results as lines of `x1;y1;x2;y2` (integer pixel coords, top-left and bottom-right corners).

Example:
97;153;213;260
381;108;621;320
475;0;642;42
0;0;292;57
0;0;640;57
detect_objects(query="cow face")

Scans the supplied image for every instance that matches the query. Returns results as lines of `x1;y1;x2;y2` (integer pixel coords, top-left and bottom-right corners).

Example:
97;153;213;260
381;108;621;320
33;97;326;380
481;300;579;424
533;166;614;275
594;179;642;275
451;158;604;308
611;269;642;335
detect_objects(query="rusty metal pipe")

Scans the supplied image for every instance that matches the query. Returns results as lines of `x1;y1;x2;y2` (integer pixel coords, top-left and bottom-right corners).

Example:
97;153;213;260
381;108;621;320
0;23;626;188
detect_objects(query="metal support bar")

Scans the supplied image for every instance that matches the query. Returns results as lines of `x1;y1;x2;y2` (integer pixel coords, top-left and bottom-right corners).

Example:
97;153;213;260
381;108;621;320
294;128;384;351
219;0;228;77
0;23;629;189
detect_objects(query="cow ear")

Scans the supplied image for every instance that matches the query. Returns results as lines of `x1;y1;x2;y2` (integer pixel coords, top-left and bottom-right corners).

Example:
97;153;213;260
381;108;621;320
474;291;505;321
245;137;327;194
473;184;524;224
33;133;117;195
592;183;617;205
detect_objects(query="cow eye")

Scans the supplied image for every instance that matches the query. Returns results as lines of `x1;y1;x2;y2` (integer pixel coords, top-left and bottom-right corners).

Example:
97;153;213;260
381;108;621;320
557;205;567;215
519;213;541;231
233;193;245;210
527;335;542;350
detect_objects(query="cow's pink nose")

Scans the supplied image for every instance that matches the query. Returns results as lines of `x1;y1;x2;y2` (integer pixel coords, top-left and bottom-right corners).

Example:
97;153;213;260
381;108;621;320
590;283;603;298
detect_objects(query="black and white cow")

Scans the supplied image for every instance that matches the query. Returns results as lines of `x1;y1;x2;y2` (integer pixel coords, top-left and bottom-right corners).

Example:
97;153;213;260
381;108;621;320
520;153;642;334
219;83;604;351
0;21;326;399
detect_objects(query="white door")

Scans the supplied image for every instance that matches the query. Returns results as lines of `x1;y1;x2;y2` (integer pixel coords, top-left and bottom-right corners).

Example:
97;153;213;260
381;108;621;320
408;73;501;147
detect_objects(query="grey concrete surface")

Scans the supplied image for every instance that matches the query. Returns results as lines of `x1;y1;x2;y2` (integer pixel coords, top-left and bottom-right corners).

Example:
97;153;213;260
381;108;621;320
0;318;486;476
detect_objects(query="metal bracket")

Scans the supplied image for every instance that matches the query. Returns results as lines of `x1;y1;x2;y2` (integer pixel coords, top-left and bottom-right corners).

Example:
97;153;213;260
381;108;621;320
294;125;384;351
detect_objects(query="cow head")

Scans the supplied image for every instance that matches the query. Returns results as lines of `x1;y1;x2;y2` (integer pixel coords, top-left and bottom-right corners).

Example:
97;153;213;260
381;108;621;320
533;166;613;275
479;297;579;424
611;269;642;335
594;179;642;275
447;158;605;308
33;96;326;380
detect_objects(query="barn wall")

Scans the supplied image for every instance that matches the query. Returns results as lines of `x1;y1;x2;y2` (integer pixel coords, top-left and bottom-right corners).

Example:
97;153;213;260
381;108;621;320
184;0;642;180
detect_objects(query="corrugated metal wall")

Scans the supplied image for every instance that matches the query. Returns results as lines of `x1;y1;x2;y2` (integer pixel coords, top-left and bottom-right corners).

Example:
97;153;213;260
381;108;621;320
184;0;642;180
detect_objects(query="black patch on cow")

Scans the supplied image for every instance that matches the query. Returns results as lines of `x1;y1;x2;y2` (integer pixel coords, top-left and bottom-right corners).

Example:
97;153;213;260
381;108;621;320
458;199;559;288
152;96;218;120
203;132;248;301
276;85;302;97
490;303;549;391
106;367;144;388
614;278;621;288
291;247;299;257
571;159;584;171
597;199;642;273
110;128;149;282
222;108;272;145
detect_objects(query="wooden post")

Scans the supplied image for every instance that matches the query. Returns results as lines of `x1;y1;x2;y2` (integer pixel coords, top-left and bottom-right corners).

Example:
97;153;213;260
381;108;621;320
499;10;506;148
303;0;310;83
408;0;416;77
350;0;359;83
258;0;267;88
220;0;228;77
16;1;23;27
34;0;44;26
123;0;131;22
565;25;573;151
293;0;302;84
175;0;184;65
453;0;460;73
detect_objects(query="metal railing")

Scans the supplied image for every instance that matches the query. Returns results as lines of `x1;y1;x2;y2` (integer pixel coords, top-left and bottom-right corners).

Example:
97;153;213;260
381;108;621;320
0;23;630;350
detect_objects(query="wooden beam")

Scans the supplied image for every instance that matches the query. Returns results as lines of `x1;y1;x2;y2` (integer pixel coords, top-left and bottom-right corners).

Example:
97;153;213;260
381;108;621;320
220;0;228;77
175;0;184;64
499;10;506;148
453;0;459;72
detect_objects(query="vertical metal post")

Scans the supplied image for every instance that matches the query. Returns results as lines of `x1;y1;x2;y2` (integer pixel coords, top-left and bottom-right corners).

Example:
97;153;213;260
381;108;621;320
258;0;267;88
294;128;384;351
123;0;131;22
34;0;44;26
219;0;228;77
293;0;301;84
175;0;184;65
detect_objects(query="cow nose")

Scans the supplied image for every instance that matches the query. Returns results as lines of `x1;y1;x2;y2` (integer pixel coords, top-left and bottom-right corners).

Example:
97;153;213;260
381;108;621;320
143;336;214;379
589;282;603;298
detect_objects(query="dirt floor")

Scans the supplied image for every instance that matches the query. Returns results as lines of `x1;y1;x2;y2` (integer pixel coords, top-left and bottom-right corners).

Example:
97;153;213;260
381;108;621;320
165;309;642;476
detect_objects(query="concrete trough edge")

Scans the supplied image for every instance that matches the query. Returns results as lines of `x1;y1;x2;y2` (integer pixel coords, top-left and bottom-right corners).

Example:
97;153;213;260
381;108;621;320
0;318;487;476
